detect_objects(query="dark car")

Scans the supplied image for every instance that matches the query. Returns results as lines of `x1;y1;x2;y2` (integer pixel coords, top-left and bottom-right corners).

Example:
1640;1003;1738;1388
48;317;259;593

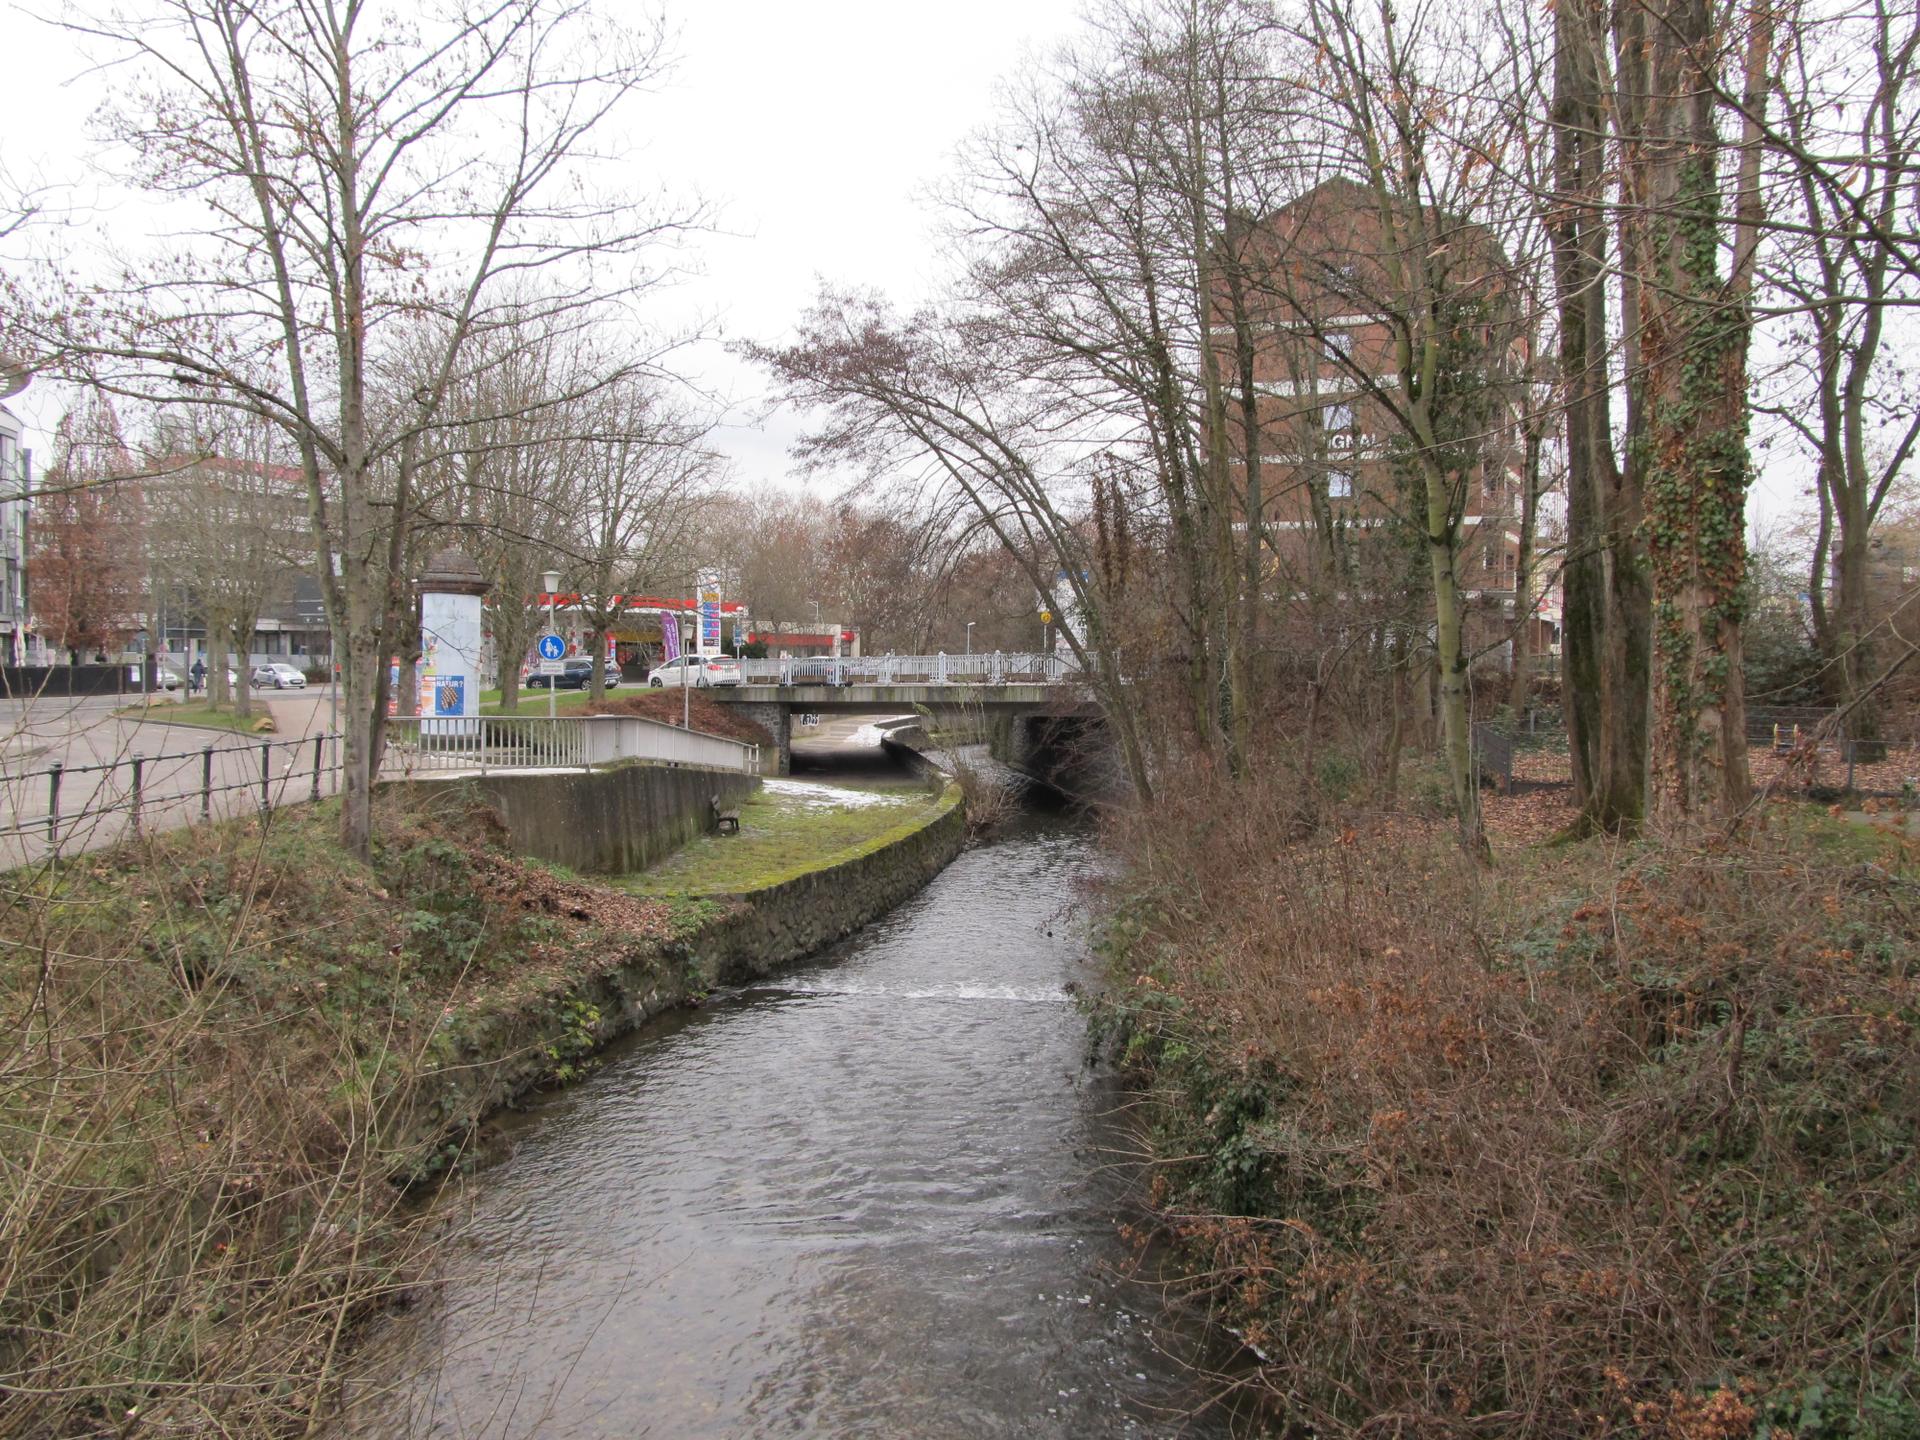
525;658;615;691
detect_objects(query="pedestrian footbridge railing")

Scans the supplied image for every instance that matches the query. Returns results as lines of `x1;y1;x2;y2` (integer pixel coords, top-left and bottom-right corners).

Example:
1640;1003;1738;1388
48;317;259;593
382;714;759;778
741;651;1080;687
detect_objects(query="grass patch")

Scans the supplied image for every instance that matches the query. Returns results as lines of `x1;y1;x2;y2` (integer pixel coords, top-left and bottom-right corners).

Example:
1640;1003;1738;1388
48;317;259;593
623;779;955;896
115;697;274;732
478;685;599;716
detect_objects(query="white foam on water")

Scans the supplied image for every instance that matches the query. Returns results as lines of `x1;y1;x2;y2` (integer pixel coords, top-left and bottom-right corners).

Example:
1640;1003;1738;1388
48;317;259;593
761;777;912;811
759;980;1071;1006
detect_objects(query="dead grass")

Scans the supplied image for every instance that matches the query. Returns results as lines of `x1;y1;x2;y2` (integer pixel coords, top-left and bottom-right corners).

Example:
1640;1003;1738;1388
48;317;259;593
1096;757;1920;1437
0;791;679;1437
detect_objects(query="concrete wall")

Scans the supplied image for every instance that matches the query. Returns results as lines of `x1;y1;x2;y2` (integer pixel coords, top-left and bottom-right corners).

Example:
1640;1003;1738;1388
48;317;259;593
730;700;793;772
410;783;967;1146
394;762;759;874
687;784;965;985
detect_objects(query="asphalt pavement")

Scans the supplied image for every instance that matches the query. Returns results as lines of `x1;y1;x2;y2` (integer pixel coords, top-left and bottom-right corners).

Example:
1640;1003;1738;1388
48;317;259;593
0;684;346;866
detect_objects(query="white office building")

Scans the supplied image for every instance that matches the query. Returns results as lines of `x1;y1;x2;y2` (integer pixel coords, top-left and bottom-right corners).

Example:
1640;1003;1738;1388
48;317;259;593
0;365;37;665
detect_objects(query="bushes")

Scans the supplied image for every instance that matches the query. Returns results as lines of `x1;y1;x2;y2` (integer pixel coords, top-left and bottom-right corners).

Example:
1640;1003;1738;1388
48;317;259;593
1096;766;1920;1436
0;793;675;1436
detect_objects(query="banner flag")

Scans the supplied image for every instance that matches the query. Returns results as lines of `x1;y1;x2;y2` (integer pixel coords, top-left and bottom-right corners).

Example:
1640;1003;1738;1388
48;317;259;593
659;609;680;662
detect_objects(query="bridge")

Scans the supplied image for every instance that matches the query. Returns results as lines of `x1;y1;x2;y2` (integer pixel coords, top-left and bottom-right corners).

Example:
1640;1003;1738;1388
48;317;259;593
705;653;1100;778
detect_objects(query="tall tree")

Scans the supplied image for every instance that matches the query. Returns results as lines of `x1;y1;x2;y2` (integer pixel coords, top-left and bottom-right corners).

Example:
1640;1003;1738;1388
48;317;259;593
1552;0;1653;833
8;0;693;858
1765;0;1920;755
1616;0;1760;817
31;398;145;664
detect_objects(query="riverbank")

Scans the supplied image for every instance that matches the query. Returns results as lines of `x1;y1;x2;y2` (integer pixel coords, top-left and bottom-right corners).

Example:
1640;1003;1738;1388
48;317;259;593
1091;767;1920;1437
0;774;963;1437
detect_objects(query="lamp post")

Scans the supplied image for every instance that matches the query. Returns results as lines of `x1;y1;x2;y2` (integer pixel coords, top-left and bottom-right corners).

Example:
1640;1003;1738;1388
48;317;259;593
965;621;975;655
541;568;560;721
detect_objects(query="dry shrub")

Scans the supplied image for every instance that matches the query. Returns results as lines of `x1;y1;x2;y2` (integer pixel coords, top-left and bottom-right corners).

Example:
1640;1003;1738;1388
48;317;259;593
1098;761;1920;1437
0;791;673;1436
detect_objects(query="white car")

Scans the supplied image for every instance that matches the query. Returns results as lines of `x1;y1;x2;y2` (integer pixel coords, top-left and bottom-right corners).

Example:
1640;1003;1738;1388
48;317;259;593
252;662;307;690
648;655;742;688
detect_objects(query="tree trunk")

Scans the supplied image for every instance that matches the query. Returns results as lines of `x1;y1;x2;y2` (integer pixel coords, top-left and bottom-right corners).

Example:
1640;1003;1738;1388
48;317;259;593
1506;420;1541;714
230;623;252;722
590;625;608;702
1556;0;1650;832
1627;0;1755;820
1413;444;1485;854
209;632;229;707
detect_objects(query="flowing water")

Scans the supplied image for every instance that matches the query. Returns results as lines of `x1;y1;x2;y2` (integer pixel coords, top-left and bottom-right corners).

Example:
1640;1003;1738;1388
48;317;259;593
338;802;1233;1439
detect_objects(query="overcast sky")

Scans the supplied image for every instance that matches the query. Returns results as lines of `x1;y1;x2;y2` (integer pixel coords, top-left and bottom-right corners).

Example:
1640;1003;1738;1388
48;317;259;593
0;0;1088;485
2;0;1816;527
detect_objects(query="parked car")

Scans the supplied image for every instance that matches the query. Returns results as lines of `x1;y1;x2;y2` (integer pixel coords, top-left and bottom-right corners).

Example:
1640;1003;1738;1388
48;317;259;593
648;655;743;688
252;662;307;690
524;658;616;691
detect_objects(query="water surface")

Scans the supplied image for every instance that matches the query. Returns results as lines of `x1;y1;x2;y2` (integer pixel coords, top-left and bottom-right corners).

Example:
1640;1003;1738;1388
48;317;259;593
339;810;1231;1438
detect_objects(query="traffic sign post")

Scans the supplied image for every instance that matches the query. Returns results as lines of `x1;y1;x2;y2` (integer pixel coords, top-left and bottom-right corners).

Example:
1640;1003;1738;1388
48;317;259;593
537;633;564;718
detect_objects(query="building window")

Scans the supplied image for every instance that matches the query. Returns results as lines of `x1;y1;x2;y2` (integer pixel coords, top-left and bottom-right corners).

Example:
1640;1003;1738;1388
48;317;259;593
1323;402;1354;451
1328;468;1353;499
1326;330;1353;362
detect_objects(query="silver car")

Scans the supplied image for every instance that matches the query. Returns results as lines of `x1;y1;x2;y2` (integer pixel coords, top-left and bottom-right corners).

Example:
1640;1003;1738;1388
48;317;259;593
252;662;307;689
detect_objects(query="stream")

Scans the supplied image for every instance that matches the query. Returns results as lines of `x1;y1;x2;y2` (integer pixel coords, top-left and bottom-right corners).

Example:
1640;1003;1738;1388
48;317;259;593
336;796;1234;1438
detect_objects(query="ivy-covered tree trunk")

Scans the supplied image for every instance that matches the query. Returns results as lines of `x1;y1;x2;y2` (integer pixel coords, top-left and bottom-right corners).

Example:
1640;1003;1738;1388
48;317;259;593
1555;0;1650;833
1625;0;1754;819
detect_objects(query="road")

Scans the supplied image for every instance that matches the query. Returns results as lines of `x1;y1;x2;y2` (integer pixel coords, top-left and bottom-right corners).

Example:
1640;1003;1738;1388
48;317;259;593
0;686;345;866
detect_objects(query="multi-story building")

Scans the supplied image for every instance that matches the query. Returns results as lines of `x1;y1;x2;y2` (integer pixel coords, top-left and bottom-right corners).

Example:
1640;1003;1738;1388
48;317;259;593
0;365;38;664
145;452;334;671
1215;178;1559;666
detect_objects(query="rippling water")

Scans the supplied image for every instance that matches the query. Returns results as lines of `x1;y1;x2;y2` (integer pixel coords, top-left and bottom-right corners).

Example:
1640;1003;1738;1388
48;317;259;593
336;812;1233;1439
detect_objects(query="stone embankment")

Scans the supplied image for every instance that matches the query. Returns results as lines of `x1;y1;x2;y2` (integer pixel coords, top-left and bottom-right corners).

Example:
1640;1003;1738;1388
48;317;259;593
416;781;966;1138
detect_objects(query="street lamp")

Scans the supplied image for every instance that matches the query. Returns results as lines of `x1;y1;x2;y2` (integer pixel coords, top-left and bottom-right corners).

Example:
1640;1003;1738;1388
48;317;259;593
541;568;561;721
965;621;975;655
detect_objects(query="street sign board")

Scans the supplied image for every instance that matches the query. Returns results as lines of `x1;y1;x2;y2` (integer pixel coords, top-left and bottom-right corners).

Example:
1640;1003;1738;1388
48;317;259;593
537;633;565;661
538;659;565;676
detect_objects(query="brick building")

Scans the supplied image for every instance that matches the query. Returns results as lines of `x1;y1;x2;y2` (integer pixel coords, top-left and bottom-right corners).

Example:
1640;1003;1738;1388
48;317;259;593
1215;178;1558;666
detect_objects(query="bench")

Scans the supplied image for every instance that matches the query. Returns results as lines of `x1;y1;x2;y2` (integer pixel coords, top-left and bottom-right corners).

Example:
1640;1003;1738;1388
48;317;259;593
710;794;740;835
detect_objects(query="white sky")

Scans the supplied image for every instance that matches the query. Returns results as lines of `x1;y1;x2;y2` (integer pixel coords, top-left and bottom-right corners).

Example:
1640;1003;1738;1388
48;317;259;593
0;0;1088;484
0;0;1815;530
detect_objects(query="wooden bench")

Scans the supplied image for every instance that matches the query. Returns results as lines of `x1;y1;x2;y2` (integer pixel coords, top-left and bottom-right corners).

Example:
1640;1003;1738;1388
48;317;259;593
710;794;740;835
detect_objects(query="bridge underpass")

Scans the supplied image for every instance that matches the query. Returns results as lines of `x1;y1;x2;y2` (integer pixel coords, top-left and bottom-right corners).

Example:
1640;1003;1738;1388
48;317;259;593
707;684;1103;785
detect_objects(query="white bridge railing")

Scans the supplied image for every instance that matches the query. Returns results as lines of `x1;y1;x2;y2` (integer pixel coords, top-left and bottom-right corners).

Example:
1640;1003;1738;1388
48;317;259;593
382;715;759;778
740;651;1079;687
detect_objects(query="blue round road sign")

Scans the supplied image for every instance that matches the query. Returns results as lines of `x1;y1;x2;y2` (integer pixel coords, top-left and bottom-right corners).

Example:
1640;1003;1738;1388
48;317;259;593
537;633;565;661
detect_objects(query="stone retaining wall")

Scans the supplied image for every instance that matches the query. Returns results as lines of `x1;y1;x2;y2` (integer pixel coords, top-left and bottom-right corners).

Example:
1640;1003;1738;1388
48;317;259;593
413;784;966;1142
389;761;759;874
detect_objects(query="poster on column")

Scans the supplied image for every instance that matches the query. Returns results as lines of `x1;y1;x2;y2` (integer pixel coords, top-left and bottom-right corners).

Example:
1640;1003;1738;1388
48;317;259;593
658;609;680;662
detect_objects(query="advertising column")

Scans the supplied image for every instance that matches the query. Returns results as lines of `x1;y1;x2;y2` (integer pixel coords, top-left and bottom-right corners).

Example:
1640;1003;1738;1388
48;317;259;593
416;548;490;735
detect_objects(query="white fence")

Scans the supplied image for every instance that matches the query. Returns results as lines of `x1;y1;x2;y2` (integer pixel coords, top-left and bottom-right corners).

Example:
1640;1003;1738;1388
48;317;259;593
741;651;1079;687
382;714;759;778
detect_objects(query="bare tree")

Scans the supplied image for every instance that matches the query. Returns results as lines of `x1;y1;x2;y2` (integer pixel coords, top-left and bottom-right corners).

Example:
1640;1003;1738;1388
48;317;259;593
569;379;721;701
6;0;698;858
145;412;303;722
1764;0;1920;757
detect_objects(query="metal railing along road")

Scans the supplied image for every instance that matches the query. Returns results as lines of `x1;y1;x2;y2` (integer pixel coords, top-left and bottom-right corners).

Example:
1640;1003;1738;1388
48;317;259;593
0;714;759;866
382;714;759;778
0;731;343;863
739;651;1080;687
